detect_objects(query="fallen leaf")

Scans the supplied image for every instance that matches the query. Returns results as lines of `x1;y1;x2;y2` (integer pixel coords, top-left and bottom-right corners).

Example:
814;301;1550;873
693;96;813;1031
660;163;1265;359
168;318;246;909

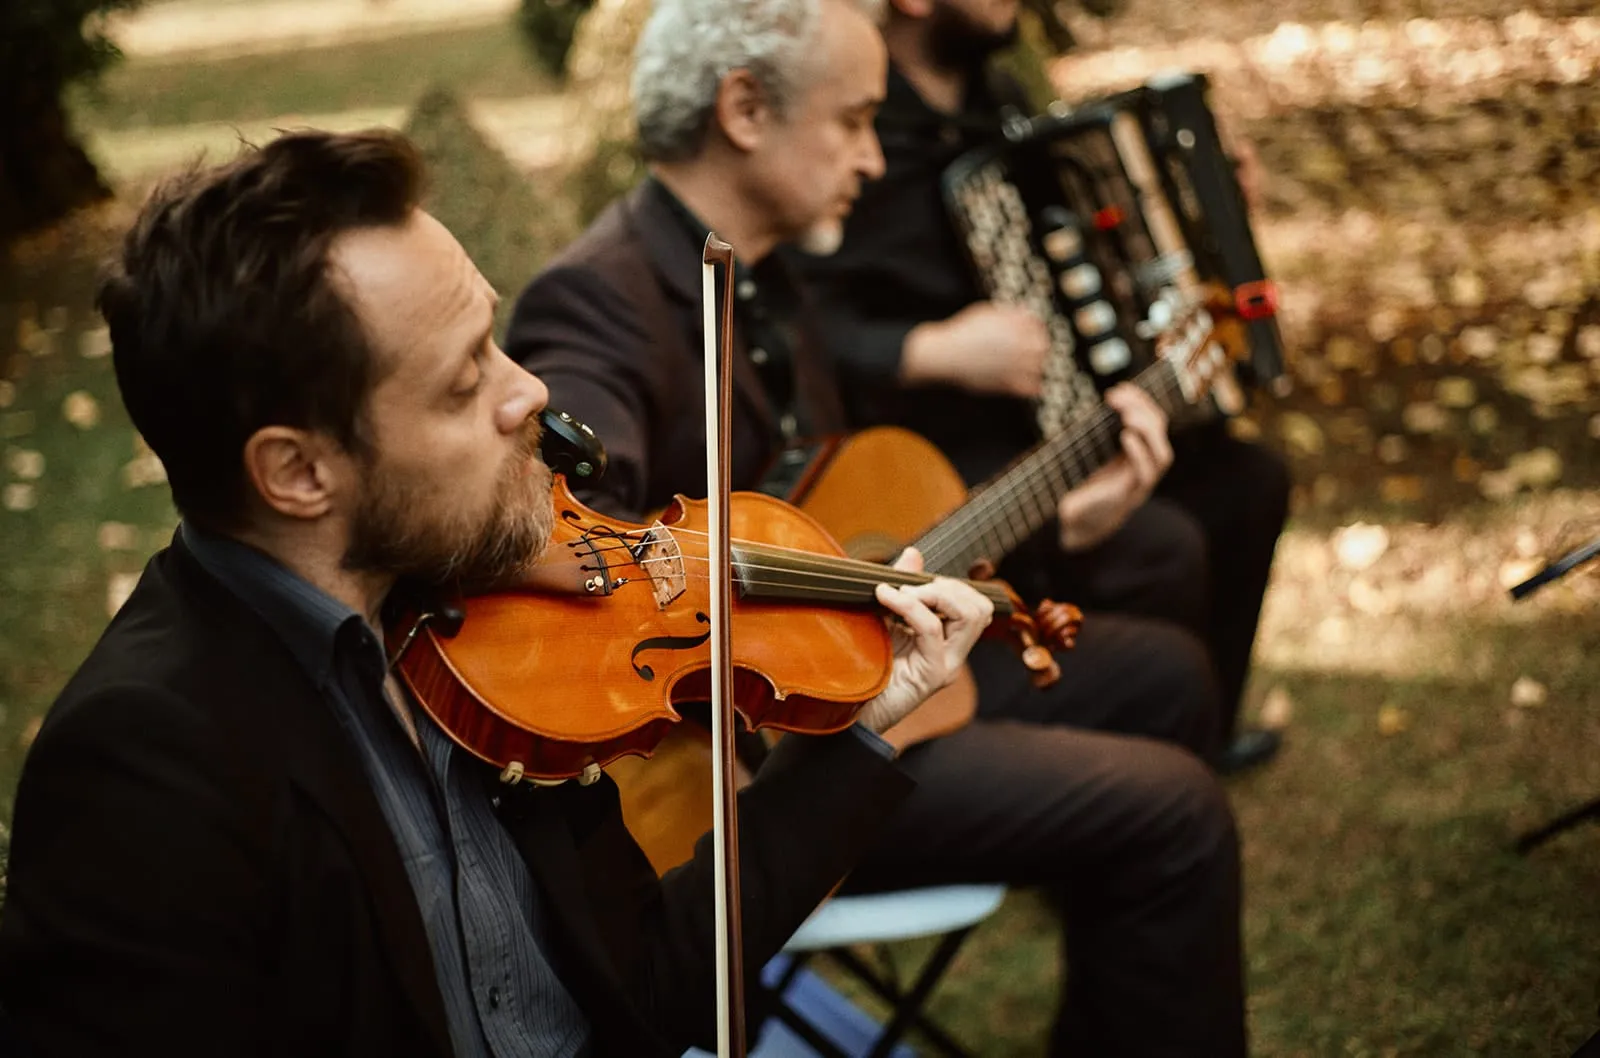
2;483;37;511
5;448;44;480
1333;522;1390;571
1468;405;1500;435
1227;415;1262;442
0;381;13;408
1508;447;1563;489
61;391;101;430
1259;685;1294;729
1434;377;1477;408
106;572;141;617
1401;401;1449;434
1376;435;1409;464
1499;559;1542;588
121;450;168;489
20;716;42;750
1479;468;1521;502
1380;475;1425;503
79;326;112;359
1378;704;1409;736
1278;412;1325;457
1510;676;1548;709
97;522;138;551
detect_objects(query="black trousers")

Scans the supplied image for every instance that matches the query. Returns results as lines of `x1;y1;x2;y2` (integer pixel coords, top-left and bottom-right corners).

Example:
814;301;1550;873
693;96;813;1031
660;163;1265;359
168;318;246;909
1006;424;1291;743
842;615;1247;1057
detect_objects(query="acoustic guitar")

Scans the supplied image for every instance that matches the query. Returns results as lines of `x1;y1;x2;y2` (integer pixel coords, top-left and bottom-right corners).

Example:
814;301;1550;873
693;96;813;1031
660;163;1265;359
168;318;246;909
611;304;1232;873
786;302;1230;745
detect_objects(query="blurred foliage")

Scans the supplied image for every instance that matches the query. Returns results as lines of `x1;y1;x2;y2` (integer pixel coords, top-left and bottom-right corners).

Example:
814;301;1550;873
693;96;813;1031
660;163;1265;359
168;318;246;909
517;0;597;78
564;136;645;230
403;87;580;330
74;22;552;132
1;0;140;240
0;0;140;92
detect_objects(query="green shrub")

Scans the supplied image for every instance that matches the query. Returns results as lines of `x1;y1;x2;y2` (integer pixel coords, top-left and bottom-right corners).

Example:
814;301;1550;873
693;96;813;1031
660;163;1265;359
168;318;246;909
517;0;597;78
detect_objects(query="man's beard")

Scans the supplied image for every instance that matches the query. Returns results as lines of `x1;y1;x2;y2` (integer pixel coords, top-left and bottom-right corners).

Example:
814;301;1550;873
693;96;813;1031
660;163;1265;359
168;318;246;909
927;2;1020;72
797;217;845;257
342;417;555;588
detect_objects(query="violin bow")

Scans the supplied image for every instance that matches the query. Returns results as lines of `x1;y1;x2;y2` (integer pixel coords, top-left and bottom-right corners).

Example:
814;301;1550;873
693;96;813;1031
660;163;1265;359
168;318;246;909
701;232;747;1058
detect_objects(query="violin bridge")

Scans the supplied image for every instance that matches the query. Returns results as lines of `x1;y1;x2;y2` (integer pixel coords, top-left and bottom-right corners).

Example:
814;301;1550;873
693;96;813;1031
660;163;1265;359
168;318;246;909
639;523;687;609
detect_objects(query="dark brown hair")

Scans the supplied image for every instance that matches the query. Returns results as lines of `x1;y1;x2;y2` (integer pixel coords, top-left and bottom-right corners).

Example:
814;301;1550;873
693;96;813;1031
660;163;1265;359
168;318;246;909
99;128;425;530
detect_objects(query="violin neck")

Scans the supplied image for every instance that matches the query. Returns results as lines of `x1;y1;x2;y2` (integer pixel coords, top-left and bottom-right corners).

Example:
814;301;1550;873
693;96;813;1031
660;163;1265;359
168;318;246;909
732;542;1015;615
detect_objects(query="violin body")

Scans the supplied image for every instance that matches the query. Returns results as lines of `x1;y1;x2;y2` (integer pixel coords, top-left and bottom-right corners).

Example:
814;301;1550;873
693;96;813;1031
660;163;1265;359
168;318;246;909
782;427;981;746
394;476;893;782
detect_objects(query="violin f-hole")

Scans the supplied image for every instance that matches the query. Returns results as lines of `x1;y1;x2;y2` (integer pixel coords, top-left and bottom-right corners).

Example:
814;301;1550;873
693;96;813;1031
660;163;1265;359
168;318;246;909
629;612;712;681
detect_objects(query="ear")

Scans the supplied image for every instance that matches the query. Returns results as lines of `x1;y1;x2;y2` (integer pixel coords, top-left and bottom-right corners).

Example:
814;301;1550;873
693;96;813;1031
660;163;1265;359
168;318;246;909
242;425;344;521
713;68;775;153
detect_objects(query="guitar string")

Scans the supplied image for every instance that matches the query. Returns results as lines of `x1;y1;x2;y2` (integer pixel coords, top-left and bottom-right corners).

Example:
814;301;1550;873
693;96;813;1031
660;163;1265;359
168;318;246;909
918;360;1190;572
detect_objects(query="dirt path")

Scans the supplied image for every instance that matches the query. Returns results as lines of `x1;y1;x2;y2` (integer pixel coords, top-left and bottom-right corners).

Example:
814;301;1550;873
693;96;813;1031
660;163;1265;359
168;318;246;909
107;0;519;60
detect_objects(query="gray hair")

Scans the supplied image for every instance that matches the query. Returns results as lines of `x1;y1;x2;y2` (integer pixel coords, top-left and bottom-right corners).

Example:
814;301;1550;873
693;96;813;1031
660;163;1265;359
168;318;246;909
632;0;885;163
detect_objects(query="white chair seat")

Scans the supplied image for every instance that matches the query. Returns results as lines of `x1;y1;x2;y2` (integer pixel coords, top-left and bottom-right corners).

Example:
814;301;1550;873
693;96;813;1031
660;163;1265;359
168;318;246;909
682;885;1007;1057
783;884;1007;951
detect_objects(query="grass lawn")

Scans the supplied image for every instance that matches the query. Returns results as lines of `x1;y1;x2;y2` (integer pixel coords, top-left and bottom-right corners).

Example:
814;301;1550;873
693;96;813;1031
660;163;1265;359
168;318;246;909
71;19;551;132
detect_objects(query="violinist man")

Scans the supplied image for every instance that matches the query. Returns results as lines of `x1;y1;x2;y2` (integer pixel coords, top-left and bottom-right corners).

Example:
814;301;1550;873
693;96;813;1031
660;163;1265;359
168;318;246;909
0;128;996;1057
791;0;1292;775
506;1;1247;1054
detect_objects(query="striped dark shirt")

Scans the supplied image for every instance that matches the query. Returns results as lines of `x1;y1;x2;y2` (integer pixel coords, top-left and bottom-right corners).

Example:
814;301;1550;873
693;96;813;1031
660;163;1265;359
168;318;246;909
184;524;591;1058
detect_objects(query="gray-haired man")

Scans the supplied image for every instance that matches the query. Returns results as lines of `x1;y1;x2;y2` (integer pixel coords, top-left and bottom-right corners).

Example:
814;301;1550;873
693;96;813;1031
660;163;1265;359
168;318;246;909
507;1;1250;1054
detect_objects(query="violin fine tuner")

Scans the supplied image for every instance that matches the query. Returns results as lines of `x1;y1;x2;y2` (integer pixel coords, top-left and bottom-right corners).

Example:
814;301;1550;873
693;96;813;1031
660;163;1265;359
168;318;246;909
498;760;603;787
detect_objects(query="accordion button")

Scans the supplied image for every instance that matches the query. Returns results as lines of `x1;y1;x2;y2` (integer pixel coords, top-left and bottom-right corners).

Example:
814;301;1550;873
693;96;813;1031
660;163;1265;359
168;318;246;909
1074;301;1118;337
737;279;758;301
1059;264;1102;300
750;346;769;366
1041;227;1082;262
1089;338;1133;375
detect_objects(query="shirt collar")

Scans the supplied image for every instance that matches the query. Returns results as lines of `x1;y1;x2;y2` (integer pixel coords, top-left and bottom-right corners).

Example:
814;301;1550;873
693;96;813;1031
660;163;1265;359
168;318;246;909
645;176;799;304
180;522;376;686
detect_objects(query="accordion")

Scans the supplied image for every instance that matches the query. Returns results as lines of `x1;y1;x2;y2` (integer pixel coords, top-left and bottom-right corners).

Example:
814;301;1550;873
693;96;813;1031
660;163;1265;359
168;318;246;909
942;71;1287;436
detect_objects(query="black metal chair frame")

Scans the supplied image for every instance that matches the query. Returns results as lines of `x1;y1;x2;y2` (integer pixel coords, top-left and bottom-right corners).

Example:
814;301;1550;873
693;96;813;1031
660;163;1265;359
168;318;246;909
763;926;982;1058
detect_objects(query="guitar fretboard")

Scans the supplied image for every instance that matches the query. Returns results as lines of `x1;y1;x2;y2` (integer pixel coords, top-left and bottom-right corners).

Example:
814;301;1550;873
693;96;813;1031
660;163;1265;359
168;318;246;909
912;358;1189;577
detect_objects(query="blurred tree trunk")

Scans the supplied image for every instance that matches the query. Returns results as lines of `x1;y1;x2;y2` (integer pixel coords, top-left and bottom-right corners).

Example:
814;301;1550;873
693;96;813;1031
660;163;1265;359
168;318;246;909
1;0;138;244
0;84;111;243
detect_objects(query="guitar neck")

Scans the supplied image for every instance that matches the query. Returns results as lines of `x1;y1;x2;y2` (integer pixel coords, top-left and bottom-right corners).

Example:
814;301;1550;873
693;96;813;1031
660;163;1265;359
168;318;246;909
913;358;1188;577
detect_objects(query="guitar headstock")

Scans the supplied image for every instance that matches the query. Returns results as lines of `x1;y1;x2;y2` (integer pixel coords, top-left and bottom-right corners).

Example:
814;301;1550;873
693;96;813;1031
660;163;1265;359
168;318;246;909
1151;297;1233;408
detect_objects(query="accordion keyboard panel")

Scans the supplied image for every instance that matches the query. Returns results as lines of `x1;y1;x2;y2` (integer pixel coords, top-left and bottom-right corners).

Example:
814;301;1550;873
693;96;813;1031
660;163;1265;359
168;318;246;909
949;161;1106;437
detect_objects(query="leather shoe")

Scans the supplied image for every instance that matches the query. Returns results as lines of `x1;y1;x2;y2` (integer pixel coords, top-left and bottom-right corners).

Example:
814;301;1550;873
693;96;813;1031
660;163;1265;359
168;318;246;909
1218;728;1282;776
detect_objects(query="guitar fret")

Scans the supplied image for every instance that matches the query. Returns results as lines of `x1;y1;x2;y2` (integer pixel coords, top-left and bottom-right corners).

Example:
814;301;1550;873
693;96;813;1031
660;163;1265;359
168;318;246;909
909;317;1212;578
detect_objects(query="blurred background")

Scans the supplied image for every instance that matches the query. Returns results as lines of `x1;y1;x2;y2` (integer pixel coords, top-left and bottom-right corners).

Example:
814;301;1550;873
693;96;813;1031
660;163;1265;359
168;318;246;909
3;0;1600;1052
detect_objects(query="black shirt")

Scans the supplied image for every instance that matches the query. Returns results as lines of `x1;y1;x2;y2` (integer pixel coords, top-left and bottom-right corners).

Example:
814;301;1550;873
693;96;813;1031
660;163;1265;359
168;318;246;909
790;64;1037;486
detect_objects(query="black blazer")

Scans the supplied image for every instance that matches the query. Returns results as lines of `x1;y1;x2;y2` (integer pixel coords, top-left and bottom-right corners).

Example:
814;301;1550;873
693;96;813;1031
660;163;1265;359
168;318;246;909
0;537;912;1057
504;180;848;520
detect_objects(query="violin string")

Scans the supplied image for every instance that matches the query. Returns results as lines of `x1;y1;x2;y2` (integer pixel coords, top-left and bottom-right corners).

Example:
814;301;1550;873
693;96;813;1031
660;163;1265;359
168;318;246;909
558;535;1011;600
563;527;954;583
588;552;1013;605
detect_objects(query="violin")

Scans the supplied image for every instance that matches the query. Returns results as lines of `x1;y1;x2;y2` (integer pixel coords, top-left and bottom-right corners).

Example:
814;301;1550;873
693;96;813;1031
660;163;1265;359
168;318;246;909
390;471;1069;785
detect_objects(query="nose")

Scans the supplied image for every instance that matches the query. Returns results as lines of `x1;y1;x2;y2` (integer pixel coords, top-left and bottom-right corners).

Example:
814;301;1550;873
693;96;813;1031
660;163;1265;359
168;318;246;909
860;129;886;181
493;345;547;435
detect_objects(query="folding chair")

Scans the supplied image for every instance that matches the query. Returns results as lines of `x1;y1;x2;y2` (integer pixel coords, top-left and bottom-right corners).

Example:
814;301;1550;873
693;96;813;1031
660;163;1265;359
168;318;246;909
761;884;1007;1058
